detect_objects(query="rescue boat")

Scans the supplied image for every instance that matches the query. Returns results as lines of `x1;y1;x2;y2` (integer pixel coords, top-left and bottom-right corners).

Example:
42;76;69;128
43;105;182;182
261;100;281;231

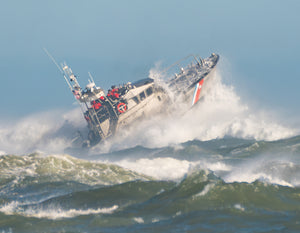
49;52;219;147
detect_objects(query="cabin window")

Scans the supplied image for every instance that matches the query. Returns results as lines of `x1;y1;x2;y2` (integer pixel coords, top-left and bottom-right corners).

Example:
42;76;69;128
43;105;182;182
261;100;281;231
139;91;146;101
132;96;139;104
146;87;153;96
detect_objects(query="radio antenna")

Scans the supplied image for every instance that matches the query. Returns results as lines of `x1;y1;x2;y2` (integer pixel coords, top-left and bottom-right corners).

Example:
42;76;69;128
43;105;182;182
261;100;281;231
43;48;63;74
43;48;73;91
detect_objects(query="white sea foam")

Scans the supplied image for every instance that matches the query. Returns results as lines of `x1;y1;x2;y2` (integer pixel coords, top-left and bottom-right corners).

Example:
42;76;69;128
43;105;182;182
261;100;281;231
0;201;19;214
92;68;296;153
193;183;215;199
0;151;6;156
152;217;161;223
223;155;300;187
111;148;299;186
226;171;294;187
24;205;118;219
116;157;194;180
234;204;245;211
0;108;84;155
199;161;232;172
133;217;144;224
0;201;118;219
112;157;231;181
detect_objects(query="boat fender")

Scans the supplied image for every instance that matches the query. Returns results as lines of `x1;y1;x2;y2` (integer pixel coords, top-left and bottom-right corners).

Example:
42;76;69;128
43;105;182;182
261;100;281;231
117;102;127;113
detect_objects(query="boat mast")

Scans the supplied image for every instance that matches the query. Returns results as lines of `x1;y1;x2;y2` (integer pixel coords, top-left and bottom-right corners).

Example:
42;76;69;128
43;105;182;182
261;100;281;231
44;48;73;91
44;48;86;114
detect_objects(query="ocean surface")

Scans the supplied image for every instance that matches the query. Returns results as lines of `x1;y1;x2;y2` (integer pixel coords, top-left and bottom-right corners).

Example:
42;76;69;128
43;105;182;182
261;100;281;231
0;71;299;232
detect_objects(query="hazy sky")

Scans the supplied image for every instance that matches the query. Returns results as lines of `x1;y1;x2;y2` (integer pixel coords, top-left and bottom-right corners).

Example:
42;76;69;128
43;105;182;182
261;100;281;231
0;0;299;118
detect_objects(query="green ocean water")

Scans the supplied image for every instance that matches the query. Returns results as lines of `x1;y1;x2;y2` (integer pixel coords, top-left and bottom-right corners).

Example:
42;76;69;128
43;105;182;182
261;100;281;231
0;136;300;233
1;68;299;232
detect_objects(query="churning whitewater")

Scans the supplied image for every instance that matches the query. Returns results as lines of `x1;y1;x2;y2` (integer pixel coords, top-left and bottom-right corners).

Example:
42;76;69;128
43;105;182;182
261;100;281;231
0;66;300;232
0;69;296;155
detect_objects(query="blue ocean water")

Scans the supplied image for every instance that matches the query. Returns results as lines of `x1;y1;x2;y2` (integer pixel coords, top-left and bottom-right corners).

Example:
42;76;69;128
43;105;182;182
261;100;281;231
0;71;299;232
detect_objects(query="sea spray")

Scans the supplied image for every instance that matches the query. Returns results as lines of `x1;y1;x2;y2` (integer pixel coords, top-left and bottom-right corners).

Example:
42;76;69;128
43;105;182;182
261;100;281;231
92;68;296;153
0;61;297;156
0;61;299;232
0;108;85;155
223;153;300;187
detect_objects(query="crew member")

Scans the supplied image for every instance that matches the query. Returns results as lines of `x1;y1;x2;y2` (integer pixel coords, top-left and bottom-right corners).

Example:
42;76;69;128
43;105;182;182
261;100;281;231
72;90;81;100
84;112;90;121
107;86;120;99
91;100;102;110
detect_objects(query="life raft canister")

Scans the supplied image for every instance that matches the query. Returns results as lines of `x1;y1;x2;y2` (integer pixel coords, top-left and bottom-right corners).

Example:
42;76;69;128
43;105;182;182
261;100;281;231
117;102;127;113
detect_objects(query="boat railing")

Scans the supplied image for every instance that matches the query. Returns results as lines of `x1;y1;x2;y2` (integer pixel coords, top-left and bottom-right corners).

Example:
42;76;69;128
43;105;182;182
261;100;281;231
161;54;203;75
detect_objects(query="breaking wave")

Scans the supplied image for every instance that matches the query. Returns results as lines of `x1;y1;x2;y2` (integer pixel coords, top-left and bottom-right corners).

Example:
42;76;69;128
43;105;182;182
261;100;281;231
0;59;299;232
0;135;300;232
1;156;299;232
0;154;151;190
0;60;298;156
92;68;297;153
0;109;85;155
